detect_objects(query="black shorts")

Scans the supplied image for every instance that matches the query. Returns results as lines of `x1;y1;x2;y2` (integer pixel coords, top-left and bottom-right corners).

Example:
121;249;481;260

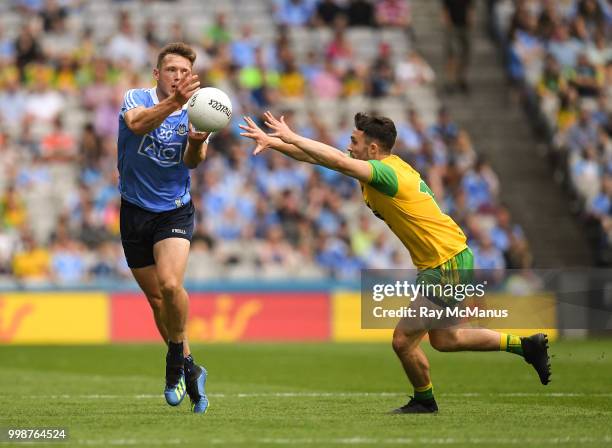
120;199;195;269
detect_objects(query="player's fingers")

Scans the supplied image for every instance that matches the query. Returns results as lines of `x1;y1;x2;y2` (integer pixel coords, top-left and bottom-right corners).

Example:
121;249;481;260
264;111;277;122
244;116;257;128
187;81;200;92
264;119;279;128
183;74;198;85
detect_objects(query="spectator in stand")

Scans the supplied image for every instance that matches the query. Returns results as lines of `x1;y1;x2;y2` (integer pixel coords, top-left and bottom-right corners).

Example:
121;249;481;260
368;42;395;97
279;56;306;98
473;234;506;270
204;12;232;51
256;224;298;270
394;50;435;90
573;0;608;41
311;57;342;98
566;106;600;154
105;12;148;69
231;24;260;69
586;30;612;68
0;24;15;62
1;184;27;230
570;145;602;203
325;25;354;73
14;24;44;80
0;72;27;128
547;23;584;69
346;0;375;27
50;237;88;285
429;106;459;144
39;0;68;33
461;157;499;212
12;228;51;284
313;0;344;27
537;54;567;122
274;0;316;26
396;108;426;155
39;116;77;162
376;0;414;41
509;13;545;86
567;52;604;98
23;67;64;124
441;0;474;93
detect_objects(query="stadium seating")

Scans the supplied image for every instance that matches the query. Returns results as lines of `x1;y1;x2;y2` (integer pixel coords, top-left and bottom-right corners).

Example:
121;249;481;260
0;0;531;286
491;0;611;265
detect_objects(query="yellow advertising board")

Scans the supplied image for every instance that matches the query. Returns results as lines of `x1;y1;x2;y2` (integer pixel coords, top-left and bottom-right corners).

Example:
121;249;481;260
332;291;392;342
333;291;558;342
0;293;109;344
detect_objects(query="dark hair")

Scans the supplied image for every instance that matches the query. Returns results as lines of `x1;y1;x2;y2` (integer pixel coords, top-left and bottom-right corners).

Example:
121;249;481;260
156;42;196;68
354;112;397;153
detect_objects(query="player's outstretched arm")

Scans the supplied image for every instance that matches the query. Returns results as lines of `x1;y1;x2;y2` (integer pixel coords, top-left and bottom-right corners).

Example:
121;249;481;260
183;124;210;169
124;74;200;136
239;116;318;163
264;111;372;183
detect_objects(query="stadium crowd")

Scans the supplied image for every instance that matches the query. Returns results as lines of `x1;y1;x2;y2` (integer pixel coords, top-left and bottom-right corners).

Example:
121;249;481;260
0;0;532;286
492;0;612;264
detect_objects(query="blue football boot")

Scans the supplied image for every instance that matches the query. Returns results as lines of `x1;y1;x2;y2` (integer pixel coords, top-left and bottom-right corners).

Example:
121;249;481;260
186;365;209;414
164;364;186;406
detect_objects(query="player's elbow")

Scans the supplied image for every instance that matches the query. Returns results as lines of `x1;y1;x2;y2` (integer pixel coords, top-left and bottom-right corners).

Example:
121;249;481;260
125;118;147;136
335;155;360;178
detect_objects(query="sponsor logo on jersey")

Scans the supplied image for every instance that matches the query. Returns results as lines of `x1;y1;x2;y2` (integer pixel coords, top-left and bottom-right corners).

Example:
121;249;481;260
172;228;187;234
137;134;183;167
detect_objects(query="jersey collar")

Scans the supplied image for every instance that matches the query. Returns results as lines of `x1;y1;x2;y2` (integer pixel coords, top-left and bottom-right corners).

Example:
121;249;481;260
150;88;159;104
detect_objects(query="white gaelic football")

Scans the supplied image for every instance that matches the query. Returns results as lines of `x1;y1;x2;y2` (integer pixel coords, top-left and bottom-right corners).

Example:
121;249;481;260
187;87;232;132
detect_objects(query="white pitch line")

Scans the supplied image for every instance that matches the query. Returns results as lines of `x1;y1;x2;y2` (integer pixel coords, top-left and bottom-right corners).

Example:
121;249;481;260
21;392;612;400
67;436;612;446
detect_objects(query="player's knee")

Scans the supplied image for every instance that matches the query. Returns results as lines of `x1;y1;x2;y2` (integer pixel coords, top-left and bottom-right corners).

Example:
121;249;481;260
392;329;409;354
159;278;181;299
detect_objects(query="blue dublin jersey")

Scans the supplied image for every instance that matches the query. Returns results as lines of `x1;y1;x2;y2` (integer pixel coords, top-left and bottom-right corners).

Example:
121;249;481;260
117;88;191;212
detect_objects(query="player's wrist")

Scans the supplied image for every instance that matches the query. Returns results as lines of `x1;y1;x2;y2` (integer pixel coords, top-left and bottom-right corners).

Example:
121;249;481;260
282;133;299;145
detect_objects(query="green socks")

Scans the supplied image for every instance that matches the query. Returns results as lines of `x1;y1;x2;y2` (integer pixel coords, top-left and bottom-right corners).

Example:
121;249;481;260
414;382;434;402
500;333;524;356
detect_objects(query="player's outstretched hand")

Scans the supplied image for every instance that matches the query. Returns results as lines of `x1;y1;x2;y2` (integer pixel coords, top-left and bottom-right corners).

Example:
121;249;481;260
239;116;272;155
173;74;200;106
188;123;210;145
264;111;299;145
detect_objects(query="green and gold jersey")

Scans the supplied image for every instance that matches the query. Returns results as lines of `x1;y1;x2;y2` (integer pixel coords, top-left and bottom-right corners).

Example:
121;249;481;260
361;155;468;270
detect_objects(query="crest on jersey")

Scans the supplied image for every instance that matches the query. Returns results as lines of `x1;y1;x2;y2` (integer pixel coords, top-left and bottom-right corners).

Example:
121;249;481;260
177;124;187;136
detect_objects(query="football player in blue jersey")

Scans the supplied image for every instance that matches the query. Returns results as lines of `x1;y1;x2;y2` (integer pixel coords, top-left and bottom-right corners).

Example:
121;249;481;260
117;42;209;414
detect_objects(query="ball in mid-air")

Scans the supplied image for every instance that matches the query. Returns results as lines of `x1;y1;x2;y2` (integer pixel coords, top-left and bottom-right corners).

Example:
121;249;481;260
187;87;232;132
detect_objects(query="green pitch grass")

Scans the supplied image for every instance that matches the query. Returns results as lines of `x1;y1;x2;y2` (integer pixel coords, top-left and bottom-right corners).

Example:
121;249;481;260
0;339;611;447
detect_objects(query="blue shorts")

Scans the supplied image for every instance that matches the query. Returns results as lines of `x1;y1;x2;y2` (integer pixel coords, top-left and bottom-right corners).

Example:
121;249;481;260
120;198;195;269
